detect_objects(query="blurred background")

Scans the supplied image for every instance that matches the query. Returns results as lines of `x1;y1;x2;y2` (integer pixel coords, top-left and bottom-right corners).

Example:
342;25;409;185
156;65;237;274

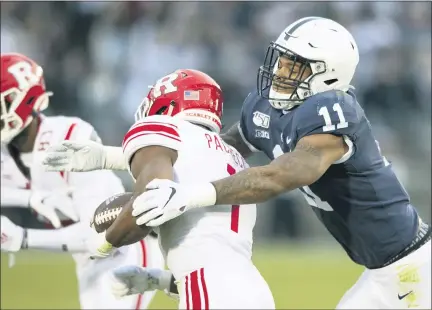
1;1;431;309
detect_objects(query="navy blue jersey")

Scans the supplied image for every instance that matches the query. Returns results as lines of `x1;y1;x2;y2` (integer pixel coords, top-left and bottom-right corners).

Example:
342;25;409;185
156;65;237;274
239;89;420;268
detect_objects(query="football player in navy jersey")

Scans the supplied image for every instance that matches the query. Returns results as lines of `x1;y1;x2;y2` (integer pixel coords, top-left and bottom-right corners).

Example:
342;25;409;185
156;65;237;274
130;17;431;309
42;17;430;309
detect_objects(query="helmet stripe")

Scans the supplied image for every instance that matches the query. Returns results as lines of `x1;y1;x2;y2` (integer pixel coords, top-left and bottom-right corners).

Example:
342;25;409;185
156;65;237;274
283;16;323;41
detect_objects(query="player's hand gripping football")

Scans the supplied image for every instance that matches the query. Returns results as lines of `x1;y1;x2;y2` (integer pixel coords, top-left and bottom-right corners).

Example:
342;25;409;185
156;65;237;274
110;265;173;298
1;216;25;252
132;179;216;227
41;140;108;172
29;188;79;229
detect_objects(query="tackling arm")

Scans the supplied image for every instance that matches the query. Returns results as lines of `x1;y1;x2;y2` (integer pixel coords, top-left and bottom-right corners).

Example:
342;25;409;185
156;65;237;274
211;134;347;205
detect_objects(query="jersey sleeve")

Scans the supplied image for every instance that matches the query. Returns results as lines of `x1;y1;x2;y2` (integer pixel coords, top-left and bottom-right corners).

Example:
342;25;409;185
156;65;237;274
122;115;182;165
293;90;361;142
238;92;261;152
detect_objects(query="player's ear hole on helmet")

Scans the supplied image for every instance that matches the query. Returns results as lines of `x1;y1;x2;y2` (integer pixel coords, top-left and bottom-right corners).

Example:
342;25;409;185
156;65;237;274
155;101;176;116
324;79;338;86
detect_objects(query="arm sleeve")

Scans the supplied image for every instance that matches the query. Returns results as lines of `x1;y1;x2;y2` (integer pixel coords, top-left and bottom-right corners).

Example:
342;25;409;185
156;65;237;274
122;115;182;167
1;187;30;208
238;92;261;152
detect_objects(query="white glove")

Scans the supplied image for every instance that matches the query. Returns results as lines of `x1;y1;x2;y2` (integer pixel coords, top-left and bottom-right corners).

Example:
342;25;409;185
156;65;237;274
41;140;127;172
111;265;172;298
1;216;24;252
29;188;79;229
131;179;216;227
84;230;118;259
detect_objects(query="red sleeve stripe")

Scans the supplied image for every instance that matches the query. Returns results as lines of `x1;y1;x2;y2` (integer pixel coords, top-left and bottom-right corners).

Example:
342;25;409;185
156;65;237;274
60;123;77;179
130;120;178;131
123;123;180;146
122;132;181;151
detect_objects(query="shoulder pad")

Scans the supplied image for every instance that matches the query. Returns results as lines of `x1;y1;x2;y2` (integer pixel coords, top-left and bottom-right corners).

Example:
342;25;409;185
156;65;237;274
293;90;361;141
122;115;182;168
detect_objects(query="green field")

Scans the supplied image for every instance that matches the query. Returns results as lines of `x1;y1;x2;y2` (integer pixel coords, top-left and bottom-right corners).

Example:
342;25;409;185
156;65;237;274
1;244;362;309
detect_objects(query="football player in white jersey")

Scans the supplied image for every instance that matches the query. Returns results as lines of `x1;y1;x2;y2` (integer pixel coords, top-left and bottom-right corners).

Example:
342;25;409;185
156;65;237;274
0;53;164;309
42;69;275;309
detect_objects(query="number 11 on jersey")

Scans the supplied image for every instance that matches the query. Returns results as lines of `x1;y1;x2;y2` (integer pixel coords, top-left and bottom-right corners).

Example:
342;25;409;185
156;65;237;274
318;103;348;132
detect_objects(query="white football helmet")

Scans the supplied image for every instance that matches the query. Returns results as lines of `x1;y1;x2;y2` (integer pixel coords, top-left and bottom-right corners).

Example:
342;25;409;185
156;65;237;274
257;16;360;110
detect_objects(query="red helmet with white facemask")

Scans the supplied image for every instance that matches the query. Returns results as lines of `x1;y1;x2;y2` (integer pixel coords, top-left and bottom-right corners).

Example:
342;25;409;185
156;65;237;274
135;69;223;133
1;53;52;143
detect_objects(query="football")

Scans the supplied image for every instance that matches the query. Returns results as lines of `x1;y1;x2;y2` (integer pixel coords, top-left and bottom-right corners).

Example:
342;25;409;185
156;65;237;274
91;192;134;233
91;192;151;247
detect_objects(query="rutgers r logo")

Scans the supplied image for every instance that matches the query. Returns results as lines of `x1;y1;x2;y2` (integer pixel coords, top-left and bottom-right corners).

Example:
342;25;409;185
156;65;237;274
8;61;41;90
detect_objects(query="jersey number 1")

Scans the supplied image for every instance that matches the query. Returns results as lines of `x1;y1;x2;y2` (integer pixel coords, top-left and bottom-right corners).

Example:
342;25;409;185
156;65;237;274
227;164;240;233
318;103;348;132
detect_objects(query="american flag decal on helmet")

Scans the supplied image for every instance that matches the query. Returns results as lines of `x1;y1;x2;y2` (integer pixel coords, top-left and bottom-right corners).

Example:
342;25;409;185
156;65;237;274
184;90;200;100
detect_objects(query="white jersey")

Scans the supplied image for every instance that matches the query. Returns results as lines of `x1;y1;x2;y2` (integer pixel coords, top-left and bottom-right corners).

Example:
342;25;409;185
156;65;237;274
122;115;257;279
1;115;125;261
1;115;165;309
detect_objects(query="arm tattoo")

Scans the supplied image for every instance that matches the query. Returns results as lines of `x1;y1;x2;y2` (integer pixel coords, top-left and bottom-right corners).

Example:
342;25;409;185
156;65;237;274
212;140;324;205
220;122;252;158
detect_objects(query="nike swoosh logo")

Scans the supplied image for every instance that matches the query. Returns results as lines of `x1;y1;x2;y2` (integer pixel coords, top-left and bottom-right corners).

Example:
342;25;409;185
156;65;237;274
162;187;177;209
398;291;413;300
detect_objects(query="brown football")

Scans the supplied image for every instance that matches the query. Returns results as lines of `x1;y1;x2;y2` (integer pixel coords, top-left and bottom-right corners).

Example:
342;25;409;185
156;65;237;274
91;192;151;247
92;192;134;233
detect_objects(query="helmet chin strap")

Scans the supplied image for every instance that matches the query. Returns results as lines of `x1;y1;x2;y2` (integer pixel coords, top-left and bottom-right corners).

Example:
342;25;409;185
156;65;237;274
269;88;301;110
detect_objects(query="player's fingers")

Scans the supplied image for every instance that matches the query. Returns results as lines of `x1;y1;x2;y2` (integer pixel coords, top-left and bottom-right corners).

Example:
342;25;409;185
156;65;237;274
61;141;85;151
131;203;157;217
135;208;162;226
132;196;158;215
41;155;70;168
57;205;79;222
45;144;70;153
146;217;164;227
40;210;61;229
42;153;69;163
146;212;173;226
112;265;138;278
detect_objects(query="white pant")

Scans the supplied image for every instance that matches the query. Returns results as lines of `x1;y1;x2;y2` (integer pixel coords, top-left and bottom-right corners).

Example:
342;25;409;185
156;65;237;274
76;236;164;309
337;240;431;309
177;262;275;309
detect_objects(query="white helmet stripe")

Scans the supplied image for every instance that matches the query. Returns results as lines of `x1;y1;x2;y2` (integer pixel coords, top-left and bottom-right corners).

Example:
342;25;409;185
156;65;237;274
283;16;323;41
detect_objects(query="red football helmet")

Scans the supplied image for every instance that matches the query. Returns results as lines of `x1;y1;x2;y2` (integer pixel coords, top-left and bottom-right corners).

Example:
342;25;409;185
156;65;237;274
135;69;223;133
1;53;52;143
